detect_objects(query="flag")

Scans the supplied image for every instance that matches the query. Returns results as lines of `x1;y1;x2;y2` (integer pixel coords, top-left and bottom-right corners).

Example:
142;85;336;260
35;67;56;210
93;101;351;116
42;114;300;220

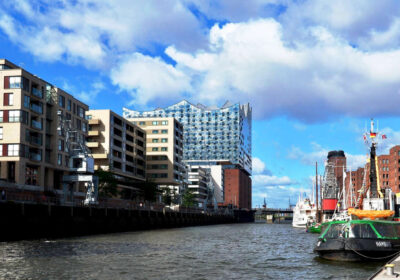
370;132;377;138
382;134;387;139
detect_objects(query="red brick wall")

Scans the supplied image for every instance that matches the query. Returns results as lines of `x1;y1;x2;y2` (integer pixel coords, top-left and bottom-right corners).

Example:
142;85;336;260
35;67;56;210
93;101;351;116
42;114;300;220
224;169;252;209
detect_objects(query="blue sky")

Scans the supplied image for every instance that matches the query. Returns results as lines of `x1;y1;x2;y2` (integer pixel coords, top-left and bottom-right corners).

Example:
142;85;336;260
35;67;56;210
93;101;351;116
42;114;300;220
2;0;400;208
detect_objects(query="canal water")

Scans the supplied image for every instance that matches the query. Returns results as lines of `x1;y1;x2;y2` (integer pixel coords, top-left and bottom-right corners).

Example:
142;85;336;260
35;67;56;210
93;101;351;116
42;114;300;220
0;223;383;279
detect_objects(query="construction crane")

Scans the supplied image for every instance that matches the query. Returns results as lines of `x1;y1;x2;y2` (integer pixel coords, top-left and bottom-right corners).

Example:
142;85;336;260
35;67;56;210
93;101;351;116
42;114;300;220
57;110;98;205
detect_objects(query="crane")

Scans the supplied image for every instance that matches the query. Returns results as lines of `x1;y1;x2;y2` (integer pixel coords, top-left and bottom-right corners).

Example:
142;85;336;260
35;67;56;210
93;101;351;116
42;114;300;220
57;110;98;205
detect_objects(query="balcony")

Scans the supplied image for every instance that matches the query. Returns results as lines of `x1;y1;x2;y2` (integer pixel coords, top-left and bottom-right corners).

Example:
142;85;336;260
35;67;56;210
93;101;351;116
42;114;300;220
31;119;43;130
89;119;100;125
31;87;43;99
28;135;42;146
88;130;99;136
92;153;107;159
29;151;42;162
86;142;99;148
30;103;43;114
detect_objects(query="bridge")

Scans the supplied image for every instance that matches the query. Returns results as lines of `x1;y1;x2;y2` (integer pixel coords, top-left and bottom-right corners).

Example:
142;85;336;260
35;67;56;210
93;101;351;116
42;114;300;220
253;208;293;223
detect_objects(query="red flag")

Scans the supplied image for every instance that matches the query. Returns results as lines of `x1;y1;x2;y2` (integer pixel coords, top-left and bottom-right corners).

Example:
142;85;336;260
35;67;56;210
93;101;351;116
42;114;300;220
382;134;387;139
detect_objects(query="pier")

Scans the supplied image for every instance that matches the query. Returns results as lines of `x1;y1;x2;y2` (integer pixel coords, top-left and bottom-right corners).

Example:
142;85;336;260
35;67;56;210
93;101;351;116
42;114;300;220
254;208;293;223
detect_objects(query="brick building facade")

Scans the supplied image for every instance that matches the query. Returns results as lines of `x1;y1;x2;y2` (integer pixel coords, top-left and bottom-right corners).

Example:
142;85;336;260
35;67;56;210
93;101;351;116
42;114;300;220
224;168;251;209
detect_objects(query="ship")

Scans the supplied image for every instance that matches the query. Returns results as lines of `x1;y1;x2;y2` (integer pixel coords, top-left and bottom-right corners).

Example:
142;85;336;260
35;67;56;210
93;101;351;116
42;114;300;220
292;196;317;228
314;119;400;261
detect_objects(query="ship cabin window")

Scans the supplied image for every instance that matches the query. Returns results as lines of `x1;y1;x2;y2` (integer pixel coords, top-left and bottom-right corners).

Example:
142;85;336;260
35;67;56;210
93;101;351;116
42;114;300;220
349;224;377;239
373;223;400;238
325;224;347;239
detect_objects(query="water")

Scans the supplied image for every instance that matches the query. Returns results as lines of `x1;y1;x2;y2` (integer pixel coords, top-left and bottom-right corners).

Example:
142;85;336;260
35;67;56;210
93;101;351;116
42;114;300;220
0;223;383;280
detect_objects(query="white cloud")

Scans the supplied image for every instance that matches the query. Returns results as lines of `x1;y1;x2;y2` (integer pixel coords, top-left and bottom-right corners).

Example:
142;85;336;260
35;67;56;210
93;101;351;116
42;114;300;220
3;1;400;121
0;0;206;67
253;174;295;186
252;157;266;174
288;142;367;170
110;53;192;105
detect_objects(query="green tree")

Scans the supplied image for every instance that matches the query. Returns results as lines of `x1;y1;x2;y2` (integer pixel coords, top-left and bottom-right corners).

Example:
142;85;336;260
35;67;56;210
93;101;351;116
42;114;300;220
161;187;173;205
95;169;119;198
182;188;196;207
142;181;159;202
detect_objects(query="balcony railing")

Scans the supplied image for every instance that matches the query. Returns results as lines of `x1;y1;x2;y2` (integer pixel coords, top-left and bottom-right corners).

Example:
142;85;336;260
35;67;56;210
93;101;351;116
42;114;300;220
31;87;43;98
30;103;43;114
29;152;42;162
31;120;42;130
28;135;42;146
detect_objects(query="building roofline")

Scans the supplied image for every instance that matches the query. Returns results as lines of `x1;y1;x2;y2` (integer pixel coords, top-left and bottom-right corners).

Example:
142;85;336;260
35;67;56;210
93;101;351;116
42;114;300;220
123;99;250;114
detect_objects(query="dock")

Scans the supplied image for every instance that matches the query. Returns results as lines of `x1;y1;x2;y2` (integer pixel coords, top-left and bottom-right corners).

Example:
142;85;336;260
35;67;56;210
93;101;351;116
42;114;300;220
369;253;400;279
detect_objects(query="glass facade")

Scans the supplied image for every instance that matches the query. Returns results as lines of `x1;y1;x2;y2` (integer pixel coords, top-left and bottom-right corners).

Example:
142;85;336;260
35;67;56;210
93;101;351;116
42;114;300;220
123;100;252;174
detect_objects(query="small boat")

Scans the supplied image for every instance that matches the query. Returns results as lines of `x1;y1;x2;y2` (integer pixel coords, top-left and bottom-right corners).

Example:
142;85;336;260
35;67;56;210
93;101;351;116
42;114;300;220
292;197;317;228
307;222;322;233
314;219;400;261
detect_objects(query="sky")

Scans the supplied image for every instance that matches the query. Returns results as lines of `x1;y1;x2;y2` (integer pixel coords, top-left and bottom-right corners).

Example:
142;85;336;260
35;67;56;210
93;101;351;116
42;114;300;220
2;0;400;208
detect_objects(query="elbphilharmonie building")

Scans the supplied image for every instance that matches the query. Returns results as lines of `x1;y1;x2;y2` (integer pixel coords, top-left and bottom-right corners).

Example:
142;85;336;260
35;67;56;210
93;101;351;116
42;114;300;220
123;100;252;175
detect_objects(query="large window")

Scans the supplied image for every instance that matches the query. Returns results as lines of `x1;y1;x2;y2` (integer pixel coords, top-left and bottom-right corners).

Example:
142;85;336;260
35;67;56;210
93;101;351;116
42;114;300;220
57;154;62;166
0;111;3;123
152;139;159;143
161;147;168;151
4;93;13;106
5;76;29;91
161;120;168;125
152;147;158;151
58;139;64;151
0;127;2;140
9;110;21;122
67;100;72;111
58;95;65;108
24;95;30;108
161;138;168;143
152;121;158;125
8;144;19;156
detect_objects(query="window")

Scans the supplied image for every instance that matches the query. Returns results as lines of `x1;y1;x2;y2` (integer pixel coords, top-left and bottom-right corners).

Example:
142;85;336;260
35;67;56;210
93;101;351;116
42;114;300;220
152;139;159;143
24;95;30;108
57;154;62;166
161;129;168;134
82;122;87;132
152;130;159;134
0;111;3;123
67;100;72;111
161;138;168;143
161;147;168;151
5;76;29;90
139;121;145;125
58;139;64;151
78;106;84;118
161;120;168;125
4;93;13;106
9;110;21;122
76;119;81;130
152;121;158;125
58;95;65;108
0;127;2;140
152;147;159;151
8;144;19;156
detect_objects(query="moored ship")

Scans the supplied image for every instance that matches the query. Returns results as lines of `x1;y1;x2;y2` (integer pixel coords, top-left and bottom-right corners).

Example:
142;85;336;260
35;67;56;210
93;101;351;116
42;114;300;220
314;119;400;261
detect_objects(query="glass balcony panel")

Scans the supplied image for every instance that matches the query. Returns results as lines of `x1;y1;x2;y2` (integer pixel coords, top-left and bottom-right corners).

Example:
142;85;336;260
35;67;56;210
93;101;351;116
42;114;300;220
31;120;42;130
32;87;43;98
31;103;43;114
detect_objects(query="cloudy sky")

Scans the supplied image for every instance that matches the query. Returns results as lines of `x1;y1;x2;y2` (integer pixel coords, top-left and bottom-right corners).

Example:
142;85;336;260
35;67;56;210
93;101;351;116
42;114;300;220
2;0;400;208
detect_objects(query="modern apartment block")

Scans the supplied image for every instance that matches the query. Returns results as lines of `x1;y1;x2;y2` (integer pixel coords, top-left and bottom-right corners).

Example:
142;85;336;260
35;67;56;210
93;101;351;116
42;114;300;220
184;160;229;203
123;100;252;175
126;117;186;192
0;59;88;191
187;165;209;206
85;110;146;186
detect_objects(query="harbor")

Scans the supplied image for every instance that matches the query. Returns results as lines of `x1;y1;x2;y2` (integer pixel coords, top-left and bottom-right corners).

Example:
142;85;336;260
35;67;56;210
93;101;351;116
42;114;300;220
0;223;383;280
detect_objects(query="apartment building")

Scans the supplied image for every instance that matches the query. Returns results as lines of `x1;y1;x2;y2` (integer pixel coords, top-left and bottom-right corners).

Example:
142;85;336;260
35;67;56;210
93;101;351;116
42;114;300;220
187;165;209;206
85;110;146;187
127;117;186;193
0;59;88;191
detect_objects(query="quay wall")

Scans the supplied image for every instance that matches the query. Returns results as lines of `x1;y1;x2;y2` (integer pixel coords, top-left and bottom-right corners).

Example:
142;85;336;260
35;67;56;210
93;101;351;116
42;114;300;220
0;202;252;241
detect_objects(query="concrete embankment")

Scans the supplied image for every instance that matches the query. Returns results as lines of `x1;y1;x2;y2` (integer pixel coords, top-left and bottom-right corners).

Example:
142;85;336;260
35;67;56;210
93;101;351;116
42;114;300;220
0;202;253;241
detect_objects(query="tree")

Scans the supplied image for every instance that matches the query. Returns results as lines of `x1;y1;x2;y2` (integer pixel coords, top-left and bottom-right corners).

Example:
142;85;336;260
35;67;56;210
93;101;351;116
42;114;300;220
182;188;196;207
95;169;118;198
161;187;173;205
